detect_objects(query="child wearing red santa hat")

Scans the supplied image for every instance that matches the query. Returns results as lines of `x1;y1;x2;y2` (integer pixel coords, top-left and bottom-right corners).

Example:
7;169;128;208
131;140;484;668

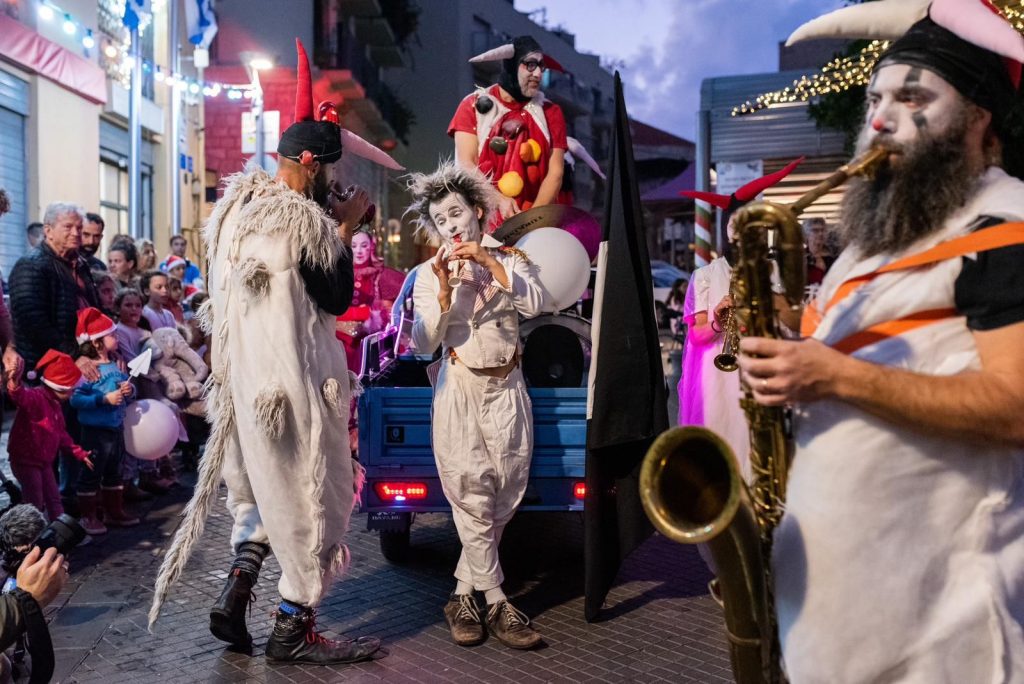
5;351;94;520
70;308;138;535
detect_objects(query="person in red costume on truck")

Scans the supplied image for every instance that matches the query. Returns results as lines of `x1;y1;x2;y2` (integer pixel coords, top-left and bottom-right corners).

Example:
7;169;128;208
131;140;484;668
449;35;569;221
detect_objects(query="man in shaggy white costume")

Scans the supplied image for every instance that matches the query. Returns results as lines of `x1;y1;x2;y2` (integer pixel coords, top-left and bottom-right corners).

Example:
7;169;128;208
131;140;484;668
148;39;399;665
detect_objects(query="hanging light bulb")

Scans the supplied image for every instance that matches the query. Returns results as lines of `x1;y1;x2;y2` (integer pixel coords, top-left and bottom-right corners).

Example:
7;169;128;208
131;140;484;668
62;13;76;35
154;68;165;82
188;82;200;95
104;43;119;59
37;3;54;21
82;29;95;49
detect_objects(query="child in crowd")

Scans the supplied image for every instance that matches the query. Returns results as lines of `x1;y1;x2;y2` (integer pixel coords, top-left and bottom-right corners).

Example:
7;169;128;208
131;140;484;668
164;255;187;283
70;308;139;535
141;270;175;330
6;350;94;520
114;289;148;363
93;270;118;318
166;276;186;324
112;288;161;502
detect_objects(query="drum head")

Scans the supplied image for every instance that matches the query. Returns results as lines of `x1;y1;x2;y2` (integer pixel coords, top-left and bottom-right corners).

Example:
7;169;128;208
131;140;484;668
522;323;585;388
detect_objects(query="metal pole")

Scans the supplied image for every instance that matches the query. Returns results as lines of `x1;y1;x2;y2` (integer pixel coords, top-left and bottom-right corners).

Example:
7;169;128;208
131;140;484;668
169;0;181;237
253;72;265;169
129;25;142;238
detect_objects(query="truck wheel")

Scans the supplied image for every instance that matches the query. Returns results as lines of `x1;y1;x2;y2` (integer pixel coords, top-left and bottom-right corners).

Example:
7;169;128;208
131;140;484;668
379;527;411;562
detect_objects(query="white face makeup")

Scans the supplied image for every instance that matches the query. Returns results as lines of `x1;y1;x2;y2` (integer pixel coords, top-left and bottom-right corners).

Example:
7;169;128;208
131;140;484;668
351;232;374;266
429;193;482;247
862;63;963;153
518;50;544;99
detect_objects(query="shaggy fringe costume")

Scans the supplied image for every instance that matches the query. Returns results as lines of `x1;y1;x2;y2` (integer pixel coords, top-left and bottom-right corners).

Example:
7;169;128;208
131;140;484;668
149;167;362;627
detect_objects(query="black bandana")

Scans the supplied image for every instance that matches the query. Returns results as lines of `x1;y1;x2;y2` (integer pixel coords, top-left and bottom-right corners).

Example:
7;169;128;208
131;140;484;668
879;16;1016;121
277;120;342;164
500;36;544;103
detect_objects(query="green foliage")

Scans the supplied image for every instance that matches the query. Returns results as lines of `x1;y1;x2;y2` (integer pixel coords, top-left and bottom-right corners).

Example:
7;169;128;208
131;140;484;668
380;0;421;50
806;39;872;152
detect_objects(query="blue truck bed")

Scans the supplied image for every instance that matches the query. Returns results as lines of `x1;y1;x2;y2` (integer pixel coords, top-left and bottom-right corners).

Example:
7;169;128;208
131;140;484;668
357;382;588;560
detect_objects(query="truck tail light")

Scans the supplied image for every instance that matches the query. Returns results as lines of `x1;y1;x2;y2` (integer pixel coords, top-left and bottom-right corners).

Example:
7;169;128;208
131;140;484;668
574;482;586;500
374;482;428;502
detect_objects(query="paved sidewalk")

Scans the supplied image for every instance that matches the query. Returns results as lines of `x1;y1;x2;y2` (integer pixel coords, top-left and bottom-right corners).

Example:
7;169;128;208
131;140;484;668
41;477;731;684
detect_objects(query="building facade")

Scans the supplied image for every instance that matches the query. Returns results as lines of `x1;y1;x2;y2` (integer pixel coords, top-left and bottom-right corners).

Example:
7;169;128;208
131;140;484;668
0;0;206;274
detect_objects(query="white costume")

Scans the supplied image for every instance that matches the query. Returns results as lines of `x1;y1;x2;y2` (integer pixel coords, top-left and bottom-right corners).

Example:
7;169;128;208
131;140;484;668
776;167;1024;683
412;253;544;589
151;168;358;616
677;256;750;480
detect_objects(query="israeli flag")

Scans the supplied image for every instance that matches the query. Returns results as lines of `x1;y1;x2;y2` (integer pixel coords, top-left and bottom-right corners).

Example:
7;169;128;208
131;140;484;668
185;0;218;49
122;0;151;30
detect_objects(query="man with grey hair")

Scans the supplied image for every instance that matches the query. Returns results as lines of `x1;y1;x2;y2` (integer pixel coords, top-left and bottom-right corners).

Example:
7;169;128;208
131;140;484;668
9;202;99;372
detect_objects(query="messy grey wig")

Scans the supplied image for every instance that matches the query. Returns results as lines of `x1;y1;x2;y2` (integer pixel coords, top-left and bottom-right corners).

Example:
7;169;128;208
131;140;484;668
404;160;499;239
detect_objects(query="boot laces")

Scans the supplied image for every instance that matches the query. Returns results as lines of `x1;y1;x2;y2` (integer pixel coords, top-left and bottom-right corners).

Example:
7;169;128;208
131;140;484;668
454;594;481;624
301;611;343;647
491;601;530;628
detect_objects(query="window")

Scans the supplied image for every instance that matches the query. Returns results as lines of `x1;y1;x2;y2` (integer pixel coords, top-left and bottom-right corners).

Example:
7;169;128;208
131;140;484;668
99;157;152;239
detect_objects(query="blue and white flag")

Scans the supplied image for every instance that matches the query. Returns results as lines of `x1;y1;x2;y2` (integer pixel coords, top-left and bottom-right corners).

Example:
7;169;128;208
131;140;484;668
122;0;152;30
185;0;218;49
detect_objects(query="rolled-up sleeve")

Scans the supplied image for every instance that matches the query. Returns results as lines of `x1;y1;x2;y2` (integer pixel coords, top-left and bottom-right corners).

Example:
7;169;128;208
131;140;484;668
411;263;450;355
492;253;545;319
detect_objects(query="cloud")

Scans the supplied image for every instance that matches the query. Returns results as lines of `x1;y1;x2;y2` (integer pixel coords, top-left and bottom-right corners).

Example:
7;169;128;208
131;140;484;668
526;0;845;139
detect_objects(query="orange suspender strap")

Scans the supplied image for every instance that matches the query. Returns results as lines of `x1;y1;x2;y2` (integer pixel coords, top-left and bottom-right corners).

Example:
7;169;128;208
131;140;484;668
825;222;1024;315
831;308;958;355
800;222;1024;342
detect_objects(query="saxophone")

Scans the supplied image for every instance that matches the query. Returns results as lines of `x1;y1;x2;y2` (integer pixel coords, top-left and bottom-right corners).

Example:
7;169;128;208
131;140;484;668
714;284;740;372
640;147;888;684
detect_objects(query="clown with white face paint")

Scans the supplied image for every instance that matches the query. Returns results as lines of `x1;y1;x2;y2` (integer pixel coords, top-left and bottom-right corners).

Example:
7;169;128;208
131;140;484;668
406;161;545;650
734;3;1024;681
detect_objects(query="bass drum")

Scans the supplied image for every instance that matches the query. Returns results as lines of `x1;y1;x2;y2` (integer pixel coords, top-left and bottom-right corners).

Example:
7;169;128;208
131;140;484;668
519;313;591;388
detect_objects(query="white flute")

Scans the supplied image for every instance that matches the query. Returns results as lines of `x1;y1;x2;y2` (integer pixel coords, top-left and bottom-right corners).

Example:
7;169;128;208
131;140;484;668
447;238;463;288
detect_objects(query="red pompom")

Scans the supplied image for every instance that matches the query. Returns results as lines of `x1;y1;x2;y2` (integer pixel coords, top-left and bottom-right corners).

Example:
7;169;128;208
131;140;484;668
299;150;314;165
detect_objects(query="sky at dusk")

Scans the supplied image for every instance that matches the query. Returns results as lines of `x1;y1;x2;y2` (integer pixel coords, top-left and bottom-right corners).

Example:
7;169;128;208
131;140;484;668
515;0;846;141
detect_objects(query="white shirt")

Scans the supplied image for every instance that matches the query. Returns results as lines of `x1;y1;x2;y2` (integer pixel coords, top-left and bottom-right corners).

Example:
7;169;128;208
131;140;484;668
411;251;544;369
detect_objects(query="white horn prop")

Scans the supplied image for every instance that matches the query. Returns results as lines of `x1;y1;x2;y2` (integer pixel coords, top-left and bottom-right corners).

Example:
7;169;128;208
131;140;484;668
339;129;405;171
786;0;929;45
932;0;1024;63
567;137;606;180
469;43;515;63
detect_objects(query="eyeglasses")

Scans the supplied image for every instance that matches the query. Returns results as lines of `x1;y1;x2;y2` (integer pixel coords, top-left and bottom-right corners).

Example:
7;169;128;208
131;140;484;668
520;59;546;73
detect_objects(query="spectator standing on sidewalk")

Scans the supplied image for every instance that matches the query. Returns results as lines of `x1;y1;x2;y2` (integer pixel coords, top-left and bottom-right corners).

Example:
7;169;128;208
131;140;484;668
92;271;118;318
81;214;106;271
107;242;140;290
159;235;203;287
6;351;93;519
137;239;158;272
141;270;175;330
8;202;100;372
70;308;138;535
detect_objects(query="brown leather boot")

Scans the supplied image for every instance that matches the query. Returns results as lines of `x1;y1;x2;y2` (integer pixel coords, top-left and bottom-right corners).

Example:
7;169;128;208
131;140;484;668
443;593;485;646
77;492;107;536
101;486;140;527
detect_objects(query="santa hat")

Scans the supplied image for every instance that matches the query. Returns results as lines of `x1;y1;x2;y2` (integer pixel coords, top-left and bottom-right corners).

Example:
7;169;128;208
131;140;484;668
31;350;82;392
680;157;805;214
76;307;116;344
164;255;186;272
183;284;200;301
786;0;1024;109
276;39;404;171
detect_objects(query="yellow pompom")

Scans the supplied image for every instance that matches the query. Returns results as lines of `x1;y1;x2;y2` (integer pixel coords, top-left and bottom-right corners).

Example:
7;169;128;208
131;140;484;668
497;171;524;198
519;138;542;163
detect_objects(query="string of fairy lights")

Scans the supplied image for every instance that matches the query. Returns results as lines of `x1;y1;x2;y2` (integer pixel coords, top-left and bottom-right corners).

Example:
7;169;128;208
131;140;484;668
733;1;1024;117
36;0;256;100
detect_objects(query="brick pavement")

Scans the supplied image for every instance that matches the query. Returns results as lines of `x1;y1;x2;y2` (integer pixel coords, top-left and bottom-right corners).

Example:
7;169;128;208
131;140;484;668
42;476;732;684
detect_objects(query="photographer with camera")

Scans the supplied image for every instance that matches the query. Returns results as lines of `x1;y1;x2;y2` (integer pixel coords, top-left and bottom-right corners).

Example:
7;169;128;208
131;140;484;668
0;505;84;683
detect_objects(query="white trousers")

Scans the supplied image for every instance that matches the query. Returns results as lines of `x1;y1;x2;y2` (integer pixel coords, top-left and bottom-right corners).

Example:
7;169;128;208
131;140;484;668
432;360;533;590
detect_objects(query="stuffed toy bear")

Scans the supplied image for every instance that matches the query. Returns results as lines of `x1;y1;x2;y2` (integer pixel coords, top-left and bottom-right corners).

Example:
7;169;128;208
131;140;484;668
144;327;209;401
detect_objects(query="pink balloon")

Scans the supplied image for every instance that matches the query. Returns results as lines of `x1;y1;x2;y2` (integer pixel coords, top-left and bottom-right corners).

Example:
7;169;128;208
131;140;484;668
123;399;180;461
561;216;601;262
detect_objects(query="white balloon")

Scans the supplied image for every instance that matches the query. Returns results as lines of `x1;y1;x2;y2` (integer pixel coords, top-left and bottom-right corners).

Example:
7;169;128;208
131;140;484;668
123;399;180;461
515;227;592;313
